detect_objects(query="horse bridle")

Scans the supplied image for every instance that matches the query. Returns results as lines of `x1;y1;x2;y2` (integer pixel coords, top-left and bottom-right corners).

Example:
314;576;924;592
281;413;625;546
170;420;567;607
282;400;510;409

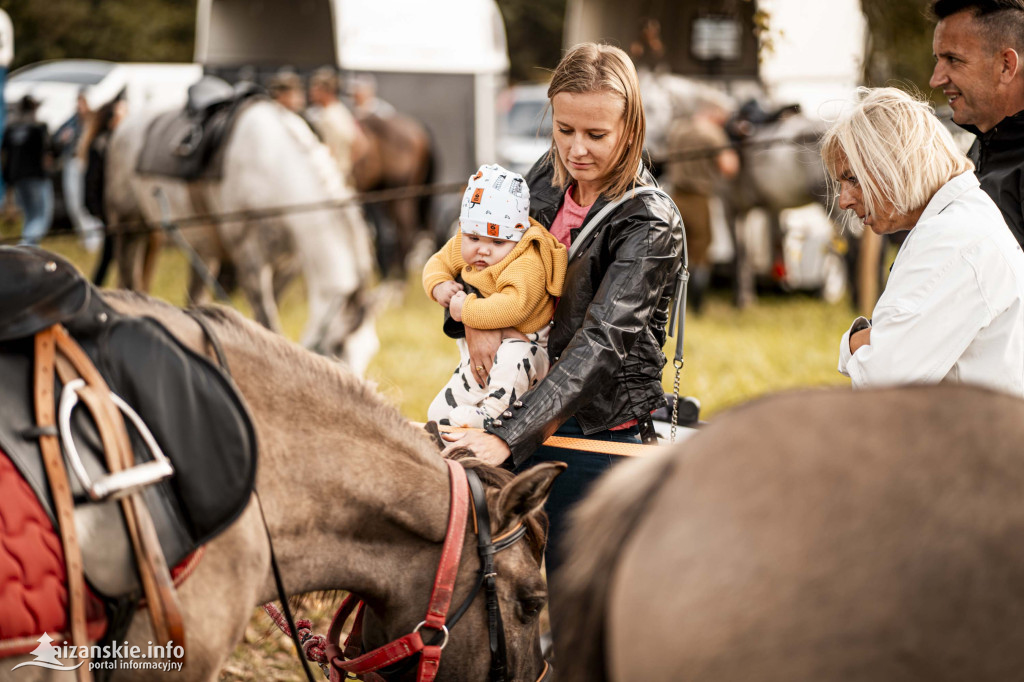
323;459;552;682
187;314;548;682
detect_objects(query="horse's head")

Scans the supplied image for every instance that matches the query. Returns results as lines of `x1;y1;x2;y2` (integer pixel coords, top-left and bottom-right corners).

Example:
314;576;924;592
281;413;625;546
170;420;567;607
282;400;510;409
358;456;563;682
305;284;381;376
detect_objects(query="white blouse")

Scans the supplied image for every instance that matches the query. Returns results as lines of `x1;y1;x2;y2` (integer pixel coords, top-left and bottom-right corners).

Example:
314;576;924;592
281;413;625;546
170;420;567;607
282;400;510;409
838;172;1024;398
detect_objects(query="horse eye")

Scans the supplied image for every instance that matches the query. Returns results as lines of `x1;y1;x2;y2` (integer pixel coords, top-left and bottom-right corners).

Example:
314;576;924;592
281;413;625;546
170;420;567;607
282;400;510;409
518;595;546;623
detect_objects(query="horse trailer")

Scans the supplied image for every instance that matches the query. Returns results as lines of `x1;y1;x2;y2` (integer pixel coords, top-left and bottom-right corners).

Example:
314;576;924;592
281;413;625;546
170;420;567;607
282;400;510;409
194;0;510;226
563;0;865;116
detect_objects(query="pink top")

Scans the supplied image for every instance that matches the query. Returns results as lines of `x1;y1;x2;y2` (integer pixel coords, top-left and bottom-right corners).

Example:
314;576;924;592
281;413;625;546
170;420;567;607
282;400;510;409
549;185;590;248
548;185;639;433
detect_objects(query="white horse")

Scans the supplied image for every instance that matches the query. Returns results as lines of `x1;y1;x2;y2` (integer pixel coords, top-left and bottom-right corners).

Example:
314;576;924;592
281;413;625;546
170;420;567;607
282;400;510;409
104;99;379;375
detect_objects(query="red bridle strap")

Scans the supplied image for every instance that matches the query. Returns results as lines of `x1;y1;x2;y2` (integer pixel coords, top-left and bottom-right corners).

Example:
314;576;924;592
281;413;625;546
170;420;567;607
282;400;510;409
326;459;470;682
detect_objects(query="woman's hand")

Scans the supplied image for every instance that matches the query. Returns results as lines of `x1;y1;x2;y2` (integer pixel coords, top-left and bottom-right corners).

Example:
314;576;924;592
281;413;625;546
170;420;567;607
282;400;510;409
850;327;871;354
465;326;502;387
442;430;512;467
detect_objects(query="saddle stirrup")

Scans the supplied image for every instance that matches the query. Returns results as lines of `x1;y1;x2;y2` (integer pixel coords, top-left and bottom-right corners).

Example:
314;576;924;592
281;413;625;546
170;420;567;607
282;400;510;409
40;325;186;658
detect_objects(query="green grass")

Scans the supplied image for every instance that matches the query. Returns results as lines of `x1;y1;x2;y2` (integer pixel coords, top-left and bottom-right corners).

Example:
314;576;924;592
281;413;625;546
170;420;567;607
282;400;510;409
34;232;856;420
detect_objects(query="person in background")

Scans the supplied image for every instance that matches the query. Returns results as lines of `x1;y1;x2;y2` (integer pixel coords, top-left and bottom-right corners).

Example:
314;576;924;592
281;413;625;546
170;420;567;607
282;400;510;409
0;8;13;202
665;92;739;312
348;73;396;120
268;69;307;114
825;87;1024;397
54;89;103;251
442;43;683;580
629;17;667;73
1;95;53;246
83;96;128;285
307;66;367;186
930;0;1024;246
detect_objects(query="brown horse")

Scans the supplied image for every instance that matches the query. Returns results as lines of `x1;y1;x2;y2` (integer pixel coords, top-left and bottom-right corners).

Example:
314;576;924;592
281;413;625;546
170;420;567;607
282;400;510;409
555;384;1024;682
353;112;435;278
2;290;558;681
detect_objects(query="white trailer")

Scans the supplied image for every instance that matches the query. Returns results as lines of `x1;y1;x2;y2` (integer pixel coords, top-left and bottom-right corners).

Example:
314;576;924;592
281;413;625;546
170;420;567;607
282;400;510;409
194;0;510;201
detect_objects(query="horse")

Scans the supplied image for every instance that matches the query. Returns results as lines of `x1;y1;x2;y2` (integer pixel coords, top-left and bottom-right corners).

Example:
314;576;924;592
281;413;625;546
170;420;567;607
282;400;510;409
643;69;884;313
1;289;559;681
554;384;1024;682
104;97;380;375
726;105;884;313
352;111;436;278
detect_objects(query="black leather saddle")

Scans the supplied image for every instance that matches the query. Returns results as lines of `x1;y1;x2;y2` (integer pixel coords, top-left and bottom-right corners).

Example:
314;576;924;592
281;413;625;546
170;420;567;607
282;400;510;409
727;99;803;141
135;76;265;181
0;246;258;599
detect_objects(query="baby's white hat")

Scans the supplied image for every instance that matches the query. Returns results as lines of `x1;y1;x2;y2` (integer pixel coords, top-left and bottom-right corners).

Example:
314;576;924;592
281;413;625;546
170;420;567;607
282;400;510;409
460;163;530;242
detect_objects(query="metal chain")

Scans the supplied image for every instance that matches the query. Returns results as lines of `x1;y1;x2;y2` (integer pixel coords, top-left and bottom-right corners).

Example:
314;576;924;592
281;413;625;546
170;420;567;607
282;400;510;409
670;358;684;443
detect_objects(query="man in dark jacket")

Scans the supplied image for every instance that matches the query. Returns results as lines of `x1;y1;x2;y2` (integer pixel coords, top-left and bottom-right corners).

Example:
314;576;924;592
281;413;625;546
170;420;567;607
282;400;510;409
1;95;53;245
930;0;1024;246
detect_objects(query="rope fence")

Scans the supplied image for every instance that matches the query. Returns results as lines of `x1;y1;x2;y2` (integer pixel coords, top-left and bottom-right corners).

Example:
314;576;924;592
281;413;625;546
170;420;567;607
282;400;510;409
0;132;825;247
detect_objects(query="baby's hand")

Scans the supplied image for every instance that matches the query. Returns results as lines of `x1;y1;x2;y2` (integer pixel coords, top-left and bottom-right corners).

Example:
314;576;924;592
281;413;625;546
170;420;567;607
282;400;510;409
449;291;468;321
432;280;463;307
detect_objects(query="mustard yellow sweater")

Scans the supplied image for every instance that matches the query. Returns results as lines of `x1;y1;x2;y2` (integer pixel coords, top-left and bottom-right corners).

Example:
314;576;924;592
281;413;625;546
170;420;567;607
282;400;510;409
422;218;567;333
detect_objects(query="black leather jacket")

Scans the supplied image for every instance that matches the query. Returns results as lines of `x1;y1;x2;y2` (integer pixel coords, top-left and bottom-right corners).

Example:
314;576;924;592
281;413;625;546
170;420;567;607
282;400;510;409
487;156;683;467
961;111;1024;249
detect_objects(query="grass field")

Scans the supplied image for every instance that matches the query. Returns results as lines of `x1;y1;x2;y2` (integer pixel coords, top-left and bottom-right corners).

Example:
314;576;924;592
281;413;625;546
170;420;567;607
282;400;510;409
22;231;859;679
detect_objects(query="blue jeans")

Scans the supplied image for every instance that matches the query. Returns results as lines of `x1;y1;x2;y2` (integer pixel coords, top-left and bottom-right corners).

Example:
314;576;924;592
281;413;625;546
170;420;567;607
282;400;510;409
514;416;639;579
62;156;103;250
14;177;55;246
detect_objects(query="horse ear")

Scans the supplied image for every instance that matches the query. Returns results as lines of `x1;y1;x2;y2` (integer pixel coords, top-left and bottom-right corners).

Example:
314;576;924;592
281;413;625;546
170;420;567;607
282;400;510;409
495;462;566;530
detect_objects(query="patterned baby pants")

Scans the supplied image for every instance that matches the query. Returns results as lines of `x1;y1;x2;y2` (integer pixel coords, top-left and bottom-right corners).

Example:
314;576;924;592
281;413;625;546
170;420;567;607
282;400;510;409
427;329;550;428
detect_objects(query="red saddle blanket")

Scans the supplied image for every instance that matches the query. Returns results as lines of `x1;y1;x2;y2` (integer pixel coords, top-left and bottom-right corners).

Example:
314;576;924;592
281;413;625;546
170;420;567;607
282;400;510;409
0;448;201;659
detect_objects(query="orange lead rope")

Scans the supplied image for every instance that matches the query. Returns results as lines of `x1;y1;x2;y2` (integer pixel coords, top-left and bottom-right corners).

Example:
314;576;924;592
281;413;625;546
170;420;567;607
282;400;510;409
431;424;665;457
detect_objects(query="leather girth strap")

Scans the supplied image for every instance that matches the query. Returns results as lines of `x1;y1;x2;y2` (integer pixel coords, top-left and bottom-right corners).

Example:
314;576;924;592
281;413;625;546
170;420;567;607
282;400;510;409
34;325;186;669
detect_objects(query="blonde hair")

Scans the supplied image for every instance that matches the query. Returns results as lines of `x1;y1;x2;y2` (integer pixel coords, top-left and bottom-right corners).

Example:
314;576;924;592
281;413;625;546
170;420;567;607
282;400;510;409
547;43;646;200
821;87;973;220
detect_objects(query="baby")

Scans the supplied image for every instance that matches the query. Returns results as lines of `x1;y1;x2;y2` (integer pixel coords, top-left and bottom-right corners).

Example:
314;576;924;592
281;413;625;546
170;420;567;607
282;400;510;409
423;163;567;428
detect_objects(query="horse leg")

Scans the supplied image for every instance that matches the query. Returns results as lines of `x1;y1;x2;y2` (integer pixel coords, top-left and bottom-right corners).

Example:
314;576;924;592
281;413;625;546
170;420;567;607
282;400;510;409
116;231;147;291
732;211;757;309
185;255;222;306
391;196;421;277
369;201;400;278
234;245;282;332
768;210;787;287
140;229;165;294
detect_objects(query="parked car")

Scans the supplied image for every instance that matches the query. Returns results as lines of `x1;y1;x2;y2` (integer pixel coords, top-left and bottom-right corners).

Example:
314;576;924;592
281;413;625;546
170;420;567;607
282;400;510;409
6;59;202;133
496;84;551;176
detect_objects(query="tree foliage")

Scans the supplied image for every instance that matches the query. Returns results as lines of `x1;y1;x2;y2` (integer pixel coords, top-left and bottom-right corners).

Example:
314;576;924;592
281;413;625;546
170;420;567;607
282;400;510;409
494;0;567;83
860;0;938;96
2;0;196;70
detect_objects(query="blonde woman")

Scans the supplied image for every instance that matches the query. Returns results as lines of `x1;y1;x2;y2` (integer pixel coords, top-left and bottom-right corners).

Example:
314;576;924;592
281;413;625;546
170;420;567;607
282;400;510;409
444;43;683;576
823;87;1024;396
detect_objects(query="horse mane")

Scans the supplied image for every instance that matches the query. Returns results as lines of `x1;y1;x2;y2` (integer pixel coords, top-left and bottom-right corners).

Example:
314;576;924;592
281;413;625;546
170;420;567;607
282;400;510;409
551;448;680;682
103;291;422;457
446;450;547;564
271;102;352;202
